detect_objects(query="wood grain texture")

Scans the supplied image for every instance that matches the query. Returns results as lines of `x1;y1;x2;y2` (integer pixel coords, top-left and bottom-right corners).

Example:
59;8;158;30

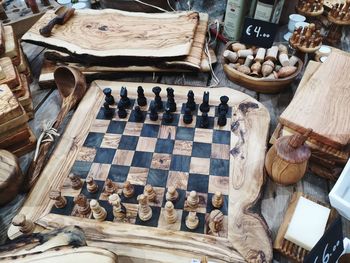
23;9;199;58
0;56;20;89
280;51;350;150
0;84;22;124
3;26;19;60
8;81;271;263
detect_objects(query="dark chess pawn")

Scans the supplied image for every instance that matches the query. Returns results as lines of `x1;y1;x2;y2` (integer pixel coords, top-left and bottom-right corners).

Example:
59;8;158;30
166;87;177;112
200;112;209;128
163;108;173;124
134;106;144;122
183;107;193;124
103;102;115;118
137;86;147;106
149;101;158;121
119;86;130;108
218;96;229;115
103;88;115;105
118;104;127;119
217;111;227;127
199;91;210;113
152;86;163;111
186;90;196;111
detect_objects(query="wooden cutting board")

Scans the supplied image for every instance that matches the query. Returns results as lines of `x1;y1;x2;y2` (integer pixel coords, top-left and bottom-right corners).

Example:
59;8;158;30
0;57;20;89
23;9;199;59
280;51;350;151
0;84;22;125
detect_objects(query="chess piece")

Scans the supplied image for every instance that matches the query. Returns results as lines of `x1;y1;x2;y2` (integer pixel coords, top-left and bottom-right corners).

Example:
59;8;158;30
186;90;196;111
152;86;163;111
218;96;229;115
166;87;177;112
104;179;116;195
149;101;158;121
183;107;193;124
86;176;98;193
74;194;91;215
144;184;156;202
109;194;126;221
118;103;127;119
187;190;199;210
217;112;227;127
163;108;173;123
69;173;82;190
103;87;115;105
200;112;209;128
90;199;107;221
119;87;130;108
208;210;224;233
199;91;210;113
12;214;34;234
137;194;152;221
123;181;134;198
49;190;67;208
103;102;115;118
134;106;144;122
166;186;179;202
137;86;147;106
211;191;224;208
185;211;199;230
164;201;177;224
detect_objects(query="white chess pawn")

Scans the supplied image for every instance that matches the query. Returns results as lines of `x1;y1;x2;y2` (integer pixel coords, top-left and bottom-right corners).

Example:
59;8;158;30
90;199;107;221
164;201;177;224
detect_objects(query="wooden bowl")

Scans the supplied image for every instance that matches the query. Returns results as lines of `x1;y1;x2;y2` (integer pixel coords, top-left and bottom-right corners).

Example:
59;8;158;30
222;42;303;94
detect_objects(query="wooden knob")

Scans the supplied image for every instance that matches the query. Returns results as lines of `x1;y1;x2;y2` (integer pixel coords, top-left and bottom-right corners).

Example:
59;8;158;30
0;150;24;206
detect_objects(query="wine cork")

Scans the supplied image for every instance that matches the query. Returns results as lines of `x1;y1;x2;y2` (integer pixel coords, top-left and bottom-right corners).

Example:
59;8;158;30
231;43;246;52
244;55;254;67
279;53;290;67
265;46;278;62
237;49;253;58
254;48;266;62
223;50;238;63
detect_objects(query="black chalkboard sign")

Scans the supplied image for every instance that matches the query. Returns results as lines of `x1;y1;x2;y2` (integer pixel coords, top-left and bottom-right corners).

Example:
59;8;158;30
240;17;278;48
304;217;344;263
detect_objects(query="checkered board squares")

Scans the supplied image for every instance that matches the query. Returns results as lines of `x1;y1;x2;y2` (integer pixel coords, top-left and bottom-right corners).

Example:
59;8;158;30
52;93;232;237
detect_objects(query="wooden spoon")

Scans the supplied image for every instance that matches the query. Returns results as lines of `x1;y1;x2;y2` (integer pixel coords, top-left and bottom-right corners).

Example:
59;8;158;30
25;66;87;191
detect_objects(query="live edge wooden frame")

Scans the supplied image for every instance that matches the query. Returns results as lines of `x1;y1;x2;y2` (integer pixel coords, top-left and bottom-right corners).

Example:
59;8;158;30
8;81;272;263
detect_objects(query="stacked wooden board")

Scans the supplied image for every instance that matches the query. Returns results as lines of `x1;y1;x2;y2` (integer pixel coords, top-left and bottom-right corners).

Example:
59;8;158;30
21;9;210;87
0;23;33;119
0;84;36;156
270;51;350;181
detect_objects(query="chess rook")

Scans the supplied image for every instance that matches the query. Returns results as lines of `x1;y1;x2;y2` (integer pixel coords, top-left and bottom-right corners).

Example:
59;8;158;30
104;179;116;195
12;214;34;234
103;87;115;105
109;194;126;221
90;199;107;221
49;190;67;208
187;190;199;209
166;186;179;201
164;201;177;224
212;191;224;208
144;184;157;202
137;86;147;106
86;176;98;193
69;173;83;190
185;211;199;230
74;194;91;215
137;194;152;221
123;181;134;198
152;86;163;111
208;210;224;233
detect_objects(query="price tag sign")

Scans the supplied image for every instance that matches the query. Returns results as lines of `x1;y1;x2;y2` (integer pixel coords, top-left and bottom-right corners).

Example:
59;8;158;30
240;17;278;48
304;217;344;263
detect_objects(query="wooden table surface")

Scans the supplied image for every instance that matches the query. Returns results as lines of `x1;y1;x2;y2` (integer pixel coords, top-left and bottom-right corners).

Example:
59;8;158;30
0;2;350;262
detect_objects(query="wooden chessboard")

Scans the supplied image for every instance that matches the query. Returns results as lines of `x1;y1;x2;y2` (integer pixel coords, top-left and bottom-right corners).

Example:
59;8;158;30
8;81;271;263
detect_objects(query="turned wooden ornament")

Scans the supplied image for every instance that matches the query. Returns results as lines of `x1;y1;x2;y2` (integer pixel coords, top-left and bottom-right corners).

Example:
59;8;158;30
265;129;312;185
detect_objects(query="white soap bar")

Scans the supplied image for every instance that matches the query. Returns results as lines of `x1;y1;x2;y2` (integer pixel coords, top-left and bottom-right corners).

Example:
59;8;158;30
284;196;330;251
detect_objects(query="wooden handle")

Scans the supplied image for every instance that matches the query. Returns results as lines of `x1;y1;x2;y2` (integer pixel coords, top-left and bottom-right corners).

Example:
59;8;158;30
288;128;312;148
39;17;61;37
61;8;75;25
